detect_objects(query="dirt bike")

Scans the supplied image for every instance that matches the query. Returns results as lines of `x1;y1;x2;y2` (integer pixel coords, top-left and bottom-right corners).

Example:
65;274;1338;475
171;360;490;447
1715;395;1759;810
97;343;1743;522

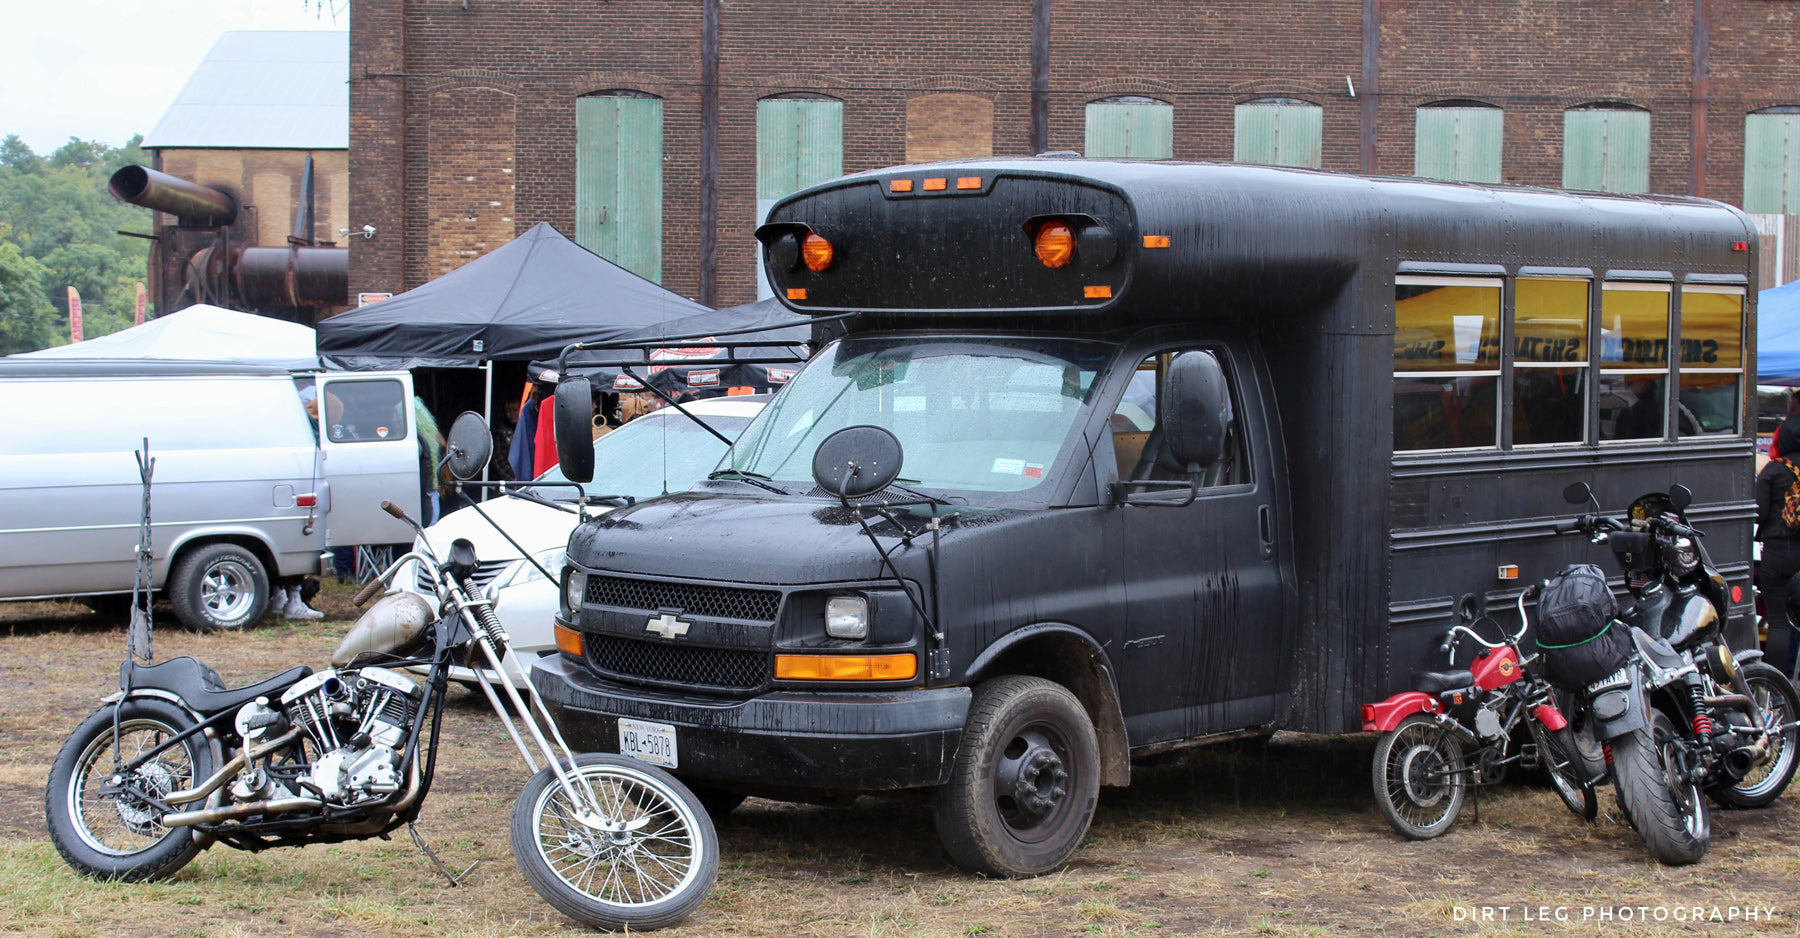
44;413;718;931
1363;591;1597;839
1549;481;1800;866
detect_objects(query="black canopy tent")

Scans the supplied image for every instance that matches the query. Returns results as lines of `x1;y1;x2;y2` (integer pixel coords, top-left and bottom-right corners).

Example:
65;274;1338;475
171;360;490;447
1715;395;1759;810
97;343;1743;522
317;222;711;371
531;297;817;396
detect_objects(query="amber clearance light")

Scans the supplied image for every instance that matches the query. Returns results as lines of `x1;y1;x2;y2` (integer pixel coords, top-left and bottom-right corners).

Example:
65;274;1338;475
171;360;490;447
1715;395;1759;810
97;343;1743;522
554;622;584;657
1034;220;1075;268
775;653;917;681
801;232;835;272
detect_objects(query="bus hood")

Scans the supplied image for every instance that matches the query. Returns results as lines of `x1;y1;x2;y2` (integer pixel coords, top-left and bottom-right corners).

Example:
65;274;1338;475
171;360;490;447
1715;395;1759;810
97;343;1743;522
566;492;985;585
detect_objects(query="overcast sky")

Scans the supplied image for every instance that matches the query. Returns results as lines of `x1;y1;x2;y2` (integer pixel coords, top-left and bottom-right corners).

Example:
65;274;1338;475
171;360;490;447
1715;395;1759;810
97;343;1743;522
1;0;346;154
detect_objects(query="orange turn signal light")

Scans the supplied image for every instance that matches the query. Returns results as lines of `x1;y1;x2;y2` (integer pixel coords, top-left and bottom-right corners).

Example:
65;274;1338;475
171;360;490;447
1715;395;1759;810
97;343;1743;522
786;287;808;300
1143;235;1170;249
801;232;834;272
1035;220;1075;269
1084;285;1112;299
554;622;584;657
774;653;918;681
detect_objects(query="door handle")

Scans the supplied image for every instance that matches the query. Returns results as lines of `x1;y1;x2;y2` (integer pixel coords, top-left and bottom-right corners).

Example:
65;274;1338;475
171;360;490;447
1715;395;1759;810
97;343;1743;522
1258;504;1275;559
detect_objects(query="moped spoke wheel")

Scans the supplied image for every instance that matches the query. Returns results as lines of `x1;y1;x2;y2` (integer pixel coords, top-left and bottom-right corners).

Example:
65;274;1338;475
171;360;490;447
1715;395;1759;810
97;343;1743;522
1372;714;1466;840
1529;719;1598;821
1710;661;1800;809
512;753;718;931
45;700;211;882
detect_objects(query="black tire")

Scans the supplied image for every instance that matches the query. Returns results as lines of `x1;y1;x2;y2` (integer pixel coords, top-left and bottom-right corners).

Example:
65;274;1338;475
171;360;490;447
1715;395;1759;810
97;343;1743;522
1611;709;1709;866
511;753;718;931
168;543;270;632
1371;714;1467;840
932;675;1101;877
1529;719;1598;821
1710;661;1800;809
45;699;212;882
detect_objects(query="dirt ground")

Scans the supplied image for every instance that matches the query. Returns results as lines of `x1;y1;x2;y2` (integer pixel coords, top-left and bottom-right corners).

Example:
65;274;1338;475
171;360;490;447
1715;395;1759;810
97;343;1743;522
2;586;1796;938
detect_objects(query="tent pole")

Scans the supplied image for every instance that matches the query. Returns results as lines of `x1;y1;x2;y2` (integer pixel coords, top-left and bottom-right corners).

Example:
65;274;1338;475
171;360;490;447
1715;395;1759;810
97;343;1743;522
481;361;493;496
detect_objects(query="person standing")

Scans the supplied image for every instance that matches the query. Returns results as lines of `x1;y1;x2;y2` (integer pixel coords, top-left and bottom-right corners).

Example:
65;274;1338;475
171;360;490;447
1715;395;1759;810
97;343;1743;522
1755;413;1800;678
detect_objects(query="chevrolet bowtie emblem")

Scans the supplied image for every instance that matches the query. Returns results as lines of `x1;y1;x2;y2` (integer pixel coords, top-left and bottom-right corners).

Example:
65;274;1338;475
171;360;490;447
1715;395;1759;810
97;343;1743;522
646;613;691;639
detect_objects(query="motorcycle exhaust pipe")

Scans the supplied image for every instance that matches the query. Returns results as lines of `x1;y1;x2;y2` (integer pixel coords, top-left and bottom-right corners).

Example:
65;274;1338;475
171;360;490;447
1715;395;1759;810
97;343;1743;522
1703;693;1752;710
1722;743;1769;779
162;795;323;828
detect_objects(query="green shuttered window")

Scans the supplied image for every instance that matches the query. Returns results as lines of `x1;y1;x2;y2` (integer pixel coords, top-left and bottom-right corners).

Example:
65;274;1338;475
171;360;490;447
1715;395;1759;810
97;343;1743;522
1085;97;1174;160
1414;104;1502;183
576;93;663;283
1744;109;1800;214
1234;99;1322;169
1562;106;1650;194
757;98;845;202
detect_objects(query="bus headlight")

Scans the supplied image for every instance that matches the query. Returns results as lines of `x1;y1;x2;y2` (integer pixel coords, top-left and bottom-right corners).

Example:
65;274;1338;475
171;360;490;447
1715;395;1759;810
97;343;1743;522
563;567;587;617
825;594;869;640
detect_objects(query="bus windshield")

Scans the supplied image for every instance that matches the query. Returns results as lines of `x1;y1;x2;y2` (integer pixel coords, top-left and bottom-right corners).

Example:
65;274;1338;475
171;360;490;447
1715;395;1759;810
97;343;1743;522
722;336;1111;497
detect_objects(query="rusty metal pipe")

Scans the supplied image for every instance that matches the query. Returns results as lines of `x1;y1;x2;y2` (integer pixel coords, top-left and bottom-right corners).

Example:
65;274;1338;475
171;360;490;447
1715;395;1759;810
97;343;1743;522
235;246;349;307
109;164;236;226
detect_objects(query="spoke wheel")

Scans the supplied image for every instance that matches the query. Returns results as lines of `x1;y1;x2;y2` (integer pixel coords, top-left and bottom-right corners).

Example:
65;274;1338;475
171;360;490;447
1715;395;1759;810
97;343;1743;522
1530;719;1598;821
1710;661;1800;809
1372;714;1466;840
512;753;718;931
45;699;210;881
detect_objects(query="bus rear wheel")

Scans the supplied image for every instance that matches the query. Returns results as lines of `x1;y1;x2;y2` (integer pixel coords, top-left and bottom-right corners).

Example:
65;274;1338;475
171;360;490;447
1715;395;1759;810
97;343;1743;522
932;675;1100;877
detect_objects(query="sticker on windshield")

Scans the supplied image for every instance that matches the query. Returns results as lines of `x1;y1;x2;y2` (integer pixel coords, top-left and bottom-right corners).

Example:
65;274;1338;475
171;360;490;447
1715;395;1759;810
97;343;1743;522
1024;463;1044;479
991;458;1026;475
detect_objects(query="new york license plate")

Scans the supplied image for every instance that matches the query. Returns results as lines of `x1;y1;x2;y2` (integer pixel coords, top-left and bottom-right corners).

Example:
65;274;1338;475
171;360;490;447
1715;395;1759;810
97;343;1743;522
617;718;678;768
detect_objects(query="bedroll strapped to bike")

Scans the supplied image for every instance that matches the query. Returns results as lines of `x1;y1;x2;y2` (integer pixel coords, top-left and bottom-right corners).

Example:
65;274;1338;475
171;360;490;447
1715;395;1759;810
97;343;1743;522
1535;563;1629;690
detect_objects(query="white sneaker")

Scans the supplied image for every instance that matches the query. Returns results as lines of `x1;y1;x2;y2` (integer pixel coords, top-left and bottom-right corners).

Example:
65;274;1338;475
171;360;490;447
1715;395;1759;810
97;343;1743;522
271;587;293;618
285;594;325;620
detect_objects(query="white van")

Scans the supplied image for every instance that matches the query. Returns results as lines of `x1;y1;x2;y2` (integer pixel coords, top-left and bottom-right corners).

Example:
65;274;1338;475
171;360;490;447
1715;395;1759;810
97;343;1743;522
0;360;420;630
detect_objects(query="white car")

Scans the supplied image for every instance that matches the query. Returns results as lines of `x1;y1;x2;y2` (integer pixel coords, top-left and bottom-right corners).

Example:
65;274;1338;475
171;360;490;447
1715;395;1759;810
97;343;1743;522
401;396;767;679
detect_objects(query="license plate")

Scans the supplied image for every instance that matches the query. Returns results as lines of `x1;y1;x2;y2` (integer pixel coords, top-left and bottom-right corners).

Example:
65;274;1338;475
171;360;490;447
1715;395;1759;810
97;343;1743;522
617;718;678;768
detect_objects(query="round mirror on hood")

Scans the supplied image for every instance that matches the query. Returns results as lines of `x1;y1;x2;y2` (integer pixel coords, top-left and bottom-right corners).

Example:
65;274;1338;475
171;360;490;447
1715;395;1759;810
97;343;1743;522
812;426;904;499
444;411;492;481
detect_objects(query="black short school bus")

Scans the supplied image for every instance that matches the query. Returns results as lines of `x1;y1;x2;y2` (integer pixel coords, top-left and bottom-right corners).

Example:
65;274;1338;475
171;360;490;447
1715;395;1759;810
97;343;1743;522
533;158;1758;876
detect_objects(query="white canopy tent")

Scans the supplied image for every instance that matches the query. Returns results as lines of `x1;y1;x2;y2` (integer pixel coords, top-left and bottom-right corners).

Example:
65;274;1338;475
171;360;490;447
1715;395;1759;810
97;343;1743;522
11;305;320;370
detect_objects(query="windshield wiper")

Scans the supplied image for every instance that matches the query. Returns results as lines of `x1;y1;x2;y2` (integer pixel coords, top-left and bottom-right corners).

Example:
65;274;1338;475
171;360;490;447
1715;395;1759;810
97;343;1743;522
582;493;636;507
707;469;789;495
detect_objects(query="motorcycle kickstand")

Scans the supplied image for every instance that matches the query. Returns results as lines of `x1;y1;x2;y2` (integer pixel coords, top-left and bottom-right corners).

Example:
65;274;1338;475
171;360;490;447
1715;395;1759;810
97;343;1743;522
408;821;479;887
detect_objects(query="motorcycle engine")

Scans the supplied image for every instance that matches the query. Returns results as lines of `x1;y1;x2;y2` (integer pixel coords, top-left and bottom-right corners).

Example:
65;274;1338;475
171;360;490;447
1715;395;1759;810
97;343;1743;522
277;666;423;806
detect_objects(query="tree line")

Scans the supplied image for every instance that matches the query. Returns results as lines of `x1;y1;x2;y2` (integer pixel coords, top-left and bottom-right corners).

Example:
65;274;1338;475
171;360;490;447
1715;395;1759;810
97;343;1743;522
0;135;152;355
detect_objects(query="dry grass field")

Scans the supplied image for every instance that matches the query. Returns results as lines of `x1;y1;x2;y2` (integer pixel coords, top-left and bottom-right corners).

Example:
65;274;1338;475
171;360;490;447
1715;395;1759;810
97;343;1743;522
2;583;1796;938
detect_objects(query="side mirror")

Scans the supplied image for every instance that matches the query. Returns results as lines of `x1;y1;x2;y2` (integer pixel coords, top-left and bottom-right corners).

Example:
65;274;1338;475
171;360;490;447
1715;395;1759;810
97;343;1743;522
812;426;903;500
444;411;491;481
1161;351;1229;471
1562;482;1593;506
1669;484;1692;512
553;377;596;483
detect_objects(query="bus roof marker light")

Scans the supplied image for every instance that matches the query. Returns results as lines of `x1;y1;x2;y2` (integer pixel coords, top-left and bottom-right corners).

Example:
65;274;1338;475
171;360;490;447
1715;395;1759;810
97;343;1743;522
889;179;914;193
1034;220;1075;268
801;232;835;272
956;176;982;190
1143;235;1171;249
923;178;948;191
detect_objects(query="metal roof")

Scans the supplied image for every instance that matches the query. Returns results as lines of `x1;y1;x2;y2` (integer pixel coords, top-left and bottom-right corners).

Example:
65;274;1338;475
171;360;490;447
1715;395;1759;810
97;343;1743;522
143;31;347;150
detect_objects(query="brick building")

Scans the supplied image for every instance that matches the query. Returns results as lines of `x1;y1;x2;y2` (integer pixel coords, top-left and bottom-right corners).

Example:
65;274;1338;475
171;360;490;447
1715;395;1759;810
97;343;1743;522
349;0;1800;308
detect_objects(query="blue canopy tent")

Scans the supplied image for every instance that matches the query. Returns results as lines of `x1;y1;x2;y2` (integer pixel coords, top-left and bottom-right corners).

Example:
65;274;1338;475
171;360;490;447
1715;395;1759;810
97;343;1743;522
1758;279;1800;386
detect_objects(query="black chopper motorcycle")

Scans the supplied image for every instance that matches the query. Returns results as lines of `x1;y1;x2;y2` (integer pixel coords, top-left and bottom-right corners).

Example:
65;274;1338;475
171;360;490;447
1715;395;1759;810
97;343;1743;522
44;413;718;931
1548;482;1800;865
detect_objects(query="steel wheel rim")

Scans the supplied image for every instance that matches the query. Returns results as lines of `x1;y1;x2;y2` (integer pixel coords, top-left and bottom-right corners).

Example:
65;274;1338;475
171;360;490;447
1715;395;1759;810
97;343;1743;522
991;721;1075;843
200;559;256;621
67;718;194;856
1533;723;1588;811
1732;676;1797;800
531;765;704;908
1385;724;1460;827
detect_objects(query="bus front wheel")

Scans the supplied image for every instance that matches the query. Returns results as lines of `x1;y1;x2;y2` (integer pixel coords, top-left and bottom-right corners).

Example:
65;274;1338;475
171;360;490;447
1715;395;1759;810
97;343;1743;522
932;675;1100;877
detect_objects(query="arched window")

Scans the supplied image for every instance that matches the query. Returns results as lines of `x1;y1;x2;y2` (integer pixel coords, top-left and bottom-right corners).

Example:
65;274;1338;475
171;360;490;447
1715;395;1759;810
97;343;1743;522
576;90;663;282
1745;105;1800;213
1233;98;1322;169
1084;96;1173;160
1414;100;1502;183
757;93;843;298
1563;103;1650;194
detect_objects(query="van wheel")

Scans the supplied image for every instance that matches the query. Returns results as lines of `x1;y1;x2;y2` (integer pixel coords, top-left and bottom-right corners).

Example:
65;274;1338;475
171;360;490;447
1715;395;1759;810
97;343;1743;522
932;676;1100;877
168;544;269;632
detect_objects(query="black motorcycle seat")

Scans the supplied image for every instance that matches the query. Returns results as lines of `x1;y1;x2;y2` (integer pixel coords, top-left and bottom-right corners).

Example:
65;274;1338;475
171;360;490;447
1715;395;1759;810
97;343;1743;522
125;657;313;717
1411;670;1475;695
